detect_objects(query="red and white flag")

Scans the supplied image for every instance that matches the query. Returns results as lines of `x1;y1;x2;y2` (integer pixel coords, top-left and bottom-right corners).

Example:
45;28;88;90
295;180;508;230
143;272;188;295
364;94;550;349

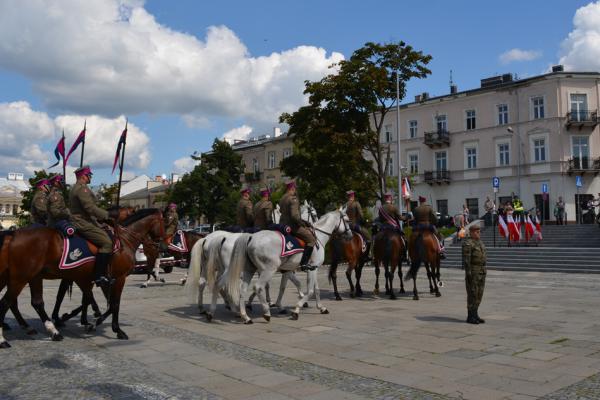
525;215;536;241
534;215;543;240
498;214;509;239
401;177;411;199
507;214;521;242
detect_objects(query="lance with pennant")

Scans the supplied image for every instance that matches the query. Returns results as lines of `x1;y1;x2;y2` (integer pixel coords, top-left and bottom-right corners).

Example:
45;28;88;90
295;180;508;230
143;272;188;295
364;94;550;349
114;119;128;207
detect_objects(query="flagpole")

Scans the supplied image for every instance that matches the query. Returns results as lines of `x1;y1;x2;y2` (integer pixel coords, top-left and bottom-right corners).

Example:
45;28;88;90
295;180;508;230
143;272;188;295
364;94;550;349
116;119;128;207
80;120;86;168
61;130;66;180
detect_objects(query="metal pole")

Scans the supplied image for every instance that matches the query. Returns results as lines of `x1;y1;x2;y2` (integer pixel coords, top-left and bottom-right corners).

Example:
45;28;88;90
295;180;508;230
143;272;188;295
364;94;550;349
577;187;580;224
493;191;497;248
79;120;86;168
395;71;403;216
516;93;521;199
116;120;128;208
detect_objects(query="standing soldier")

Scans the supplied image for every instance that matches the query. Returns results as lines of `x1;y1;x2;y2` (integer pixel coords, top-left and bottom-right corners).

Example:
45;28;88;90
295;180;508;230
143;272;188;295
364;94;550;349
413;196;446;259
69;166;118;287
253;187;273;230
345;190;371;245
47;174;70;226
462;224;487;324
237;187;254;229
31;178;50;225
279;180;316;271
164;203;179;238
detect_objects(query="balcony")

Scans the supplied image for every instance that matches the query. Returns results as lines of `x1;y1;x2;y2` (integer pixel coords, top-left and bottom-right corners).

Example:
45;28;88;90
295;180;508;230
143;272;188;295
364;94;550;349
424;170;451;185
566;110;598;130
244;171;262;183
566;157;600;176
424;130;450;148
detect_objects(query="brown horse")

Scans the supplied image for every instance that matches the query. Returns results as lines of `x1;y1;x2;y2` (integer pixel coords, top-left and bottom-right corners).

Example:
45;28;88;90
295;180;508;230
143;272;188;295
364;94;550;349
0;208;164;348
372;229;406;300
405;229;442;300
329;232;370;300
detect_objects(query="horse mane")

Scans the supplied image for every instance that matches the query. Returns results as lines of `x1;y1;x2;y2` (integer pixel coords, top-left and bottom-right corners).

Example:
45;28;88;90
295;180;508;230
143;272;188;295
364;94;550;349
121;208;159;226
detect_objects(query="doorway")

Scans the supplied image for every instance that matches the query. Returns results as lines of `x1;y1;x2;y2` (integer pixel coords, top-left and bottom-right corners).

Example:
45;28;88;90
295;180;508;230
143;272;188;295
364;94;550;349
534;194;549;221
575;193;594;224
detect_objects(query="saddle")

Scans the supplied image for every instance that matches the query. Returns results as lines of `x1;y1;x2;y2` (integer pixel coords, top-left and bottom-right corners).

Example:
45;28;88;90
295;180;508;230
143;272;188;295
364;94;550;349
167;230;188;252
59;229;120;270
411;222;436;233
53;220;76;237
274;231;305;257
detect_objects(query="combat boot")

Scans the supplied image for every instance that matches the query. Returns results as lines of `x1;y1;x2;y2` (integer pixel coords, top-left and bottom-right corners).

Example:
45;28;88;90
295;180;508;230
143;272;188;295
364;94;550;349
466;310;479;324
94;253;114;288
475;310;485;324
299;246;315;272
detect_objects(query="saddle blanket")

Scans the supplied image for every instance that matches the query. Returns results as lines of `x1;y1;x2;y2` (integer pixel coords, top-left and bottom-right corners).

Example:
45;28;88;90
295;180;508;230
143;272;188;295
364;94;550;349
276;231;304;257
168;230;188;252
59;236;121;270
354;232;367;254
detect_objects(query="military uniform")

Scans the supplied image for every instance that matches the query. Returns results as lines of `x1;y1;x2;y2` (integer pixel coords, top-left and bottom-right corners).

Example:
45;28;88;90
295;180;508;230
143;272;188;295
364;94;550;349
237;197;254;228
47;186;71;226
462;233;487;323
31;189;49;225
253;199;273;229
69;182;111;253
280;192;315;246
165;209;179;237
413;204;437;225
379;202;402;227
346;199;371;241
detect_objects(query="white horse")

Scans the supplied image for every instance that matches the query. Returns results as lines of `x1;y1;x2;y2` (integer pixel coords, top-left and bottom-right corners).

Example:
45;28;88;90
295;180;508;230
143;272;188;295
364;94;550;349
224;208;352;324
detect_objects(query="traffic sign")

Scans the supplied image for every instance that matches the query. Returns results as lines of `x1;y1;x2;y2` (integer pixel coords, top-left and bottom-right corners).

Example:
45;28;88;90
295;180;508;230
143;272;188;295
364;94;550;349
492;176;500;188
576;175;583;188
542;183;548;193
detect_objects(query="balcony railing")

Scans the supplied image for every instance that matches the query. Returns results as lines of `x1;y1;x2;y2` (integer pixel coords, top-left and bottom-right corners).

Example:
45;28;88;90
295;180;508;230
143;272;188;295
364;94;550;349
244;171;262;182
423;130;450;147
424;170;451;184
566;110;598;129
566;157;600;175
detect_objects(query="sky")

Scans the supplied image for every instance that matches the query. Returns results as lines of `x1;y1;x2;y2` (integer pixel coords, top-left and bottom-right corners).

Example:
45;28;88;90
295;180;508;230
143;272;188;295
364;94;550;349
1;0;599;185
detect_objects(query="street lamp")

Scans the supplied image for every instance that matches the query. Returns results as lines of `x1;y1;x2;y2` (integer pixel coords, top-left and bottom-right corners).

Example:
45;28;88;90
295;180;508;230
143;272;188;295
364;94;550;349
394;71;403;216
507;126;520;198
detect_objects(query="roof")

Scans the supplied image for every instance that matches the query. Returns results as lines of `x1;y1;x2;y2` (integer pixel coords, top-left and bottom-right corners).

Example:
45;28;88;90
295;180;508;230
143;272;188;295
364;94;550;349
0;177;29;196
120;183;170;200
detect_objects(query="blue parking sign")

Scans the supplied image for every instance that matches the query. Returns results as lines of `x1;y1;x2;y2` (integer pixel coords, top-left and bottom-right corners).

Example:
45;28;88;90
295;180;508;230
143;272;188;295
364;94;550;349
542;183;548;193
492;176;500;188
576;176;583;187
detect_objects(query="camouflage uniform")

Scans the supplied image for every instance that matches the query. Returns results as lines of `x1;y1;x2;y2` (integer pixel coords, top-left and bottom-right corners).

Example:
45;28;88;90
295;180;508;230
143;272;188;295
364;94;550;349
69;182;111;253
346;199;371;241
31;189;49;225
165;209;179;237
462;234;487;323
413;204;437;226
47;186;71;226
279;192;315;246
378;202;402;227
237;198;254;229
253;199;273;229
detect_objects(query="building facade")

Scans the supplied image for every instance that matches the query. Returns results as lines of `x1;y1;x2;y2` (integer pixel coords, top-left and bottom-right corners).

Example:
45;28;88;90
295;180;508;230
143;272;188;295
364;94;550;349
0;173;28;228
376;68;600;222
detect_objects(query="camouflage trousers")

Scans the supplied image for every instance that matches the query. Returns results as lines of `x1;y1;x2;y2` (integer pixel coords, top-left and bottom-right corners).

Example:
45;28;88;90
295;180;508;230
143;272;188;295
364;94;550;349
294;226;316;247
72;217;112;253
465;272;486;313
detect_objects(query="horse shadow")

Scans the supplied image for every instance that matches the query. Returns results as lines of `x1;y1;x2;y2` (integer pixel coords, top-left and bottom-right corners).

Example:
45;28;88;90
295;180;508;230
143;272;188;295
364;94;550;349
415;315;464;323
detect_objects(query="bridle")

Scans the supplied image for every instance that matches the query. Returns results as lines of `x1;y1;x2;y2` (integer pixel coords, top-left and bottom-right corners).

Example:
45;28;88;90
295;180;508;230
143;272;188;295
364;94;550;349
313;211;351;238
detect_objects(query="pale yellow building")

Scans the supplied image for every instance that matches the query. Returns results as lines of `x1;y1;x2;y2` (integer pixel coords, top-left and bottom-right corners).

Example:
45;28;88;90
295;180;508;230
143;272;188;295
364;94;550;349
0;173;28;228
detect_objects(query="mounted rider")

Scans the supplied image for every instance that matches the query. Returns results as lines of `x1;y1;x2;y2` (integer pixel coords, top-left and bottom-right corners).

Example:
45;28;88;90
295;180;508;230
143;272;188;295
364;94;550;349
164;203;179;238
279;179;316;271
69;165;118;288
345;190;371;244
378;192;404;229
46;174;70;226
237;187;254;230
253;187;273;230
31;177;50;225
412;196;446;259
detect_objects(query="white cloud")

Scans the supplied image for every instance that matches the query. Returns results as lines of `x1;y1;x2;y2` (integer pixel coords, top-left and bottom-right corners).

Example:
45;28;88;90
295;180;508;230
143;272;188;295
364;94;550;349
173;156;200;174
559;1;600;71
222;125;253;144
499;48;542;64
0;101;151;177
0;0;344;128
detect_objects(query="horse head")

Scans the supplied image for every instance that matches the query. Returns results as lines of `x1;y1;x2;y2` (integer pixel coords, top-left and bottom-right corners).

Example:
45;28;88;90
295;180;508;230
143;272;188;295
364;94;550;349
301;201;318;224
121;208;165;247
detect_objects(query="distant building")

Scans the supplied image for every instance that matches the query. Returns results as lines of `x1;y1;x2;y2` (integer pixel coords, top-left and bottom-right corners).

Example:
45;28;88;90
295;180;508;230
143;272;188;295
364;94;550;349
119;175;171;209
0;172;28;228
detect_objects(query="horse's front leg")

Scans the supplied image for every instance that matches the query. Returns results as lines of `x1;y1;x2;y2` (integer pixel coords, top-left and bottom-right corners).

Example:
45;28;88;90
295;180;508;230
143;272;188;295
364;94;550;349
238;269;254;324
51;279;70;327
425;262;435;294
110;277;128;340
374;262;381;296
292;269;315;320
383;262;391;296
397;259;405;294
29;276;63;341
389;265;397;300
9;299;37;335
345;265;355;298
254;270;275;322
311;270;328;315
411;261;419;300
355;261;364;297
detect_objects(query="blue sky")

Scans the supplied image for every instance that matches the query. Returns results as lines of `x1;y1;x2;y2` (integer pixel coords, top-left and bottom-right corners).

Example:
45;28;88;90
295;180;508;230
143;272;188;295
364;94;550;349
0;0;596;184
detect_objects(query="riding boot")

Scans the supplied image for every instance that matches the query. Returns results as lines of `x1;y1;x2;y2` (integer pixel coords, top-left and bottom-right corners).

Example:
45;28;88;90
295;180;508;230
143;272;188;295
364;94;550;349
299;246;315;272
475;309;485;324
94;253;114;288
466;310;479;324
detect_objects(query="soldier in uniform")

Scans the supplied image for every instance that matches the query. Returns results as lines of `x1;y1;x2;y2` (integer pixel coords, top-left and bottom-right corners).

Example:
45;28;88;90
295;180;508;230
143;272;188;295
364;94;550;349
47;174;70;226
279;180;316;271
31;178;50;225
378;192;403;228
69;166;118;287
412;196;446;259
253;187;273;230
164;203;179;238
345;190;371;243
237;187;254;229
462;224;487;324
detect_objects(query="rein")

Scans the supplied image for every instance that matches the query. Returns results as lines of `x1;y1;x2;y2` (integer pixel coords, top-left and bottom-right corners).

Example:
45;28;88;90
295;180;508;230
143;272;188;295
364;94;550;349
313;211;350;238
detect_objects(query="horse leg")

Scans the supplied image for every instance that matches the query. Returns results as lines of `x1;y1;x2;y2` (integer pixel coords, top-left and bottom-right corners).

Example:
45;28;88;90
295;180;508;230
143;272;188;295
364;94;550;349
345;264;355;298
312;270;328;315
355;261;364;297
0;291;14;348
329;259;342;301
51;279;70;327
397;259;405;294
28;276;63;341
78;284;95;329
110;277;128;339
9;299;37;335
238;269;254;324
383;261;391;296
389;264;397;300
374;262;380;296
431;260;441;297
254;270;275;322
292;269;315;320
154;257;165;283
411;261;419;300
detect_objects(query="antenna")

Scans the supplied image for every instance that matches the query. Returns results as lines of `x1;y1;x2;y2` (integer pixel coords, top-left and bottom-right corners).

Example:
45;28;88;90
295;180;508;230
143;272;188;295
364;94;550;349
449;70;453;87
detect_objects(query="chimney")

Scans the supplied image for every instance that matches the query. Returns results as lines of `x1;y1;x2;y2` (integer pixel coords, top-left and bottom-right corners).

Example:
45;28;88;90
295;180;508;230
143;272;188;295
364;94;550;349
273;127;282;137
450;85;458;94
155;175;162;182
414;94;422;102
552;65;564;72
421;92;430;100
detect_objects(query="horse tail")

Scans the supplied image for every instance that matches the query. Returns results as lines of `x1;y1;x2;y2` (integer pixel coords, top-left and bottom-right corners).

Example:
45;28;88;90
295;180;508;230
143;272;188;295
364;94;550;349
405;233;424;280
205;238;224;292
185;237;205;302
383;234;392;267
223;234;252;307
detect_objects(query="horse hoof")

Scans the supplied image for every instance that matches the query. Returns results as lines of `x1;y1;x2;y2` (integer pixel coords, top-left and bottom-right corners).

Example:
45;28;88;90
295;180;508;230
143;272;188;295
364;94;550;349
180;279;187;286
268;302;276;308
206;313;213;322
438;281;444;288
349;293;355;298
26;328;38;335
60;313;71;322
435;292;442;297
399;289;406;294
356;291;363;298
1;322;11;331
86;324;96;333
335;296;342;301
0;341;11;349
291;312;299;321
244;319;254;325
93;311;102;318
160;279;166;283
52;333;64;342
430;290;435;294
116;331;129;340
302;303;309;308
390;295;397;300
278;309;289;315
320;309;330;315
140;284;147;289
263;314;271;322
413;296;419;301
245;304;253;312
373;289;379;295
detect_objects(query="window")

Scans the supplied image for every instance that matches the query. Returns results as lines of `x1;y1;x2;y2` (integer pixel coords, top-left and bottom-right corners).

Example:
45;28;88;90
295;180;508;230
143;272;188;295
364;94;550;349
532;97;545;119
570;94;588;121
436;199;448;216
466;198;479;219
435;151;447;171
283;148;292;158
435;115;447;132
466;109;476;130
497;104;508;125
498;143;510;166
572;136;590;169
386;157;394;176
384;124;392;143
252;158;260;173
408;153;419;174
466;147;477;169
267;151;276;169
409;120;418;138
534;138;546;162
12;204;17;215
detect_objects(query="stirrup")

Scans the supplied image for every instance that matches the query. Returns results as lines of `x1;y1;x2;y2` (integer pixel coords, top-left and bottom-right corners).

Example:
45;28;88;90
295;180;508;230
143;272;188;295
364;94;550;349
300;264;316;272
94;276;115;288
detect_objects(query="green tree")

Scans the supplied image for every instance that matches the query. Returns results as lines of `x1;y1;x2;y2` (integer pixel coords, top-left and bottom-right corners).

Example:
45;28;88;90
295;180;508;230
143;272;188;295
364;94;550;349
97;183;119;208
169;139;244;226
282;41;431;206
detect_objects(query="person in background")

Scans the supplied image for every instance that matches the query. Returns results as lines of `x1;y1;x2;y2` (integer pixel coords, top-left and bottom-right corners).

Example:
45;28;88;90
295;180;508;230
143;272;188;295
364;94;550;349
554;196;565;225
462;224;487;324
462;204;470;225
484;196;495;226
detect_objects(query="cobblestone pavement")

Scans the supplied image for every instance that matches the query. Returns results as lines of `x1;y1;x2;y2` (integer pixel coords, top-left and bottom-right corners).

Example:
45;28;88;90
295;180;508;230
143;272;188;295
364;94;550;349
2;266;600;399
